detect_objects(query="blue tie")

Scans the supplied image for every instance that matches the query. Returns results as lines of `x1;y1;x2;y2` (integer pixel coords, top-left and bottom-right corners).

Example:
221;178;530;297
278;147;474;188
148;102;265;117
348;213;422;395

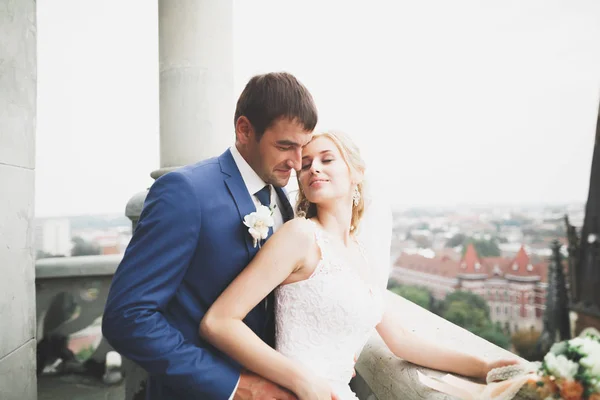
255;185;274;238
255;185;276;346
255;185;272;208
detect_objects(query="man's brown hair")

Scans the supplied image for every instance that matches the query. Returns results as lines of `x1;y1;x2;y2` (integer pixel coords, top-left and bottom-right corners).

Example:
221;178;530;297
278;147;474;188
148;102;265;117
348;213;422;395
234;72;318;139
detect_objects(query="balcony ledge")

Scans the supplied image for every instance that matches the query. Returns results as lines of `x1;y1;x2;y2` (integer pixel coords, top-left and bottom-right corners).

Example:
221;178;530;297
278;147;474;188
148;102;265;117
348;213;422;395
36;254;123;279
352;293;519;399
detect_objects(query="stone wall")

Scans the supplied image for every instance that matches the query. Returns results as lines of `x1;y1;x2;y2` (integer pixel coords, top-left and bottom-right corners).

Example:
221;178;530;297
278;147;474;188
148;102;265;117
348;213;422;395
0;1;38;399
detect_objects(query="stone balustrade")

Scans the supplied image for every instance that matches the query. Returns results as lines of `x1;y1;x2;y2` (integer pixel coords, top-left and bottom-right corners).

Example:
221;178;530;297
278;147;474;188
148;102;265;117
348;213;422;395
35;254;122;369
351;292;519;399
34;256;518;399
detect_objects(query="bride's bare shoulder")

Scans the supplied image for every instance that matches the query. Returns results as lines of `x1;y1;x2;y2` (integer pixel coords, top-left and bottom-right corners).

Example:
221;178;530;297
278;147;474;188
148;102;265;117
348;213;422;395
274;218;319;270
276;217;315;242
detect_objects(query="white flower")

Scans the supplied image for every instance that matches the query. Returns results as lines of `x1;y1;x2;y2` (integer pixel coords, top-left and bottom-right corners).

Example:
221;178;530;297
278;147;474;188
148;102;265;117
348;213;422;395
570;336;600;356
581;352;600;377
243;205;275;248
590;377;600;393
544;352;579;380
569;337;600;377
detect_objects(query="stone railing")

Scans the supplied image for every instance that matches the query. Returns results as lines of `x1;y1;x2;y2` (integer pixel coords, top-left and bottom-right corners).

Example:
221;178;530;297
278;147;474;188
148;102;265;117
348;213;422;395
351;292;518;399
35;254;122;368
34;256;518;398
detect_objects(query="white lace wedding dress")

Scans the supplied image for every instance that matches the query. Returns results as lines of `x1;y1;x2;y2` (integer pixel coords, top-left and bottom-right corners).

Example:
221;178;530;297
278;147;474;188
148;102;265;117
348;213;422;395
275;220;385;399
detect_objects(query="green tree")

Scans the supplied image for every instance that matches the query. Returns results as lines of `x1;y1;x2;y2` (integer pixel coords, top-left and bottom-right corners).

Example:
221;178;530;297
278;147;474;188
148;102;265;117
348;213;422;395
473;323;512;349
446;235;501;257
413;235;432;249
445;233;466;248
441;291;490;319
439;291;511;349
461;238;501;257
71;237;101;257
387;280;400;290
443;300;488;330
389;285;431;310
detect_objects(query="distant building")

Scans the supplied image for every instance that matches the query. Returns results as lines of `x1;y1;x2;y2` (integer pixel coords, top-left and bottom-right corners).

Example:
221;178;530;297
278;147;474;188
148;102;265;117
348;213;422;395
87;230;132;255
392;243;548;335
35;218;72;256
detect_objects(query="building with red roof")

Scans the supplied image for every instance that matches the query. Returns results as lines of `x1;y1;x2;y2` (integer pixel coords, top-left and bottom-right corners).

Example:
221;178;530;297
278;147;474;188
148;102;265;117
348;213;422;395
392;243;548;334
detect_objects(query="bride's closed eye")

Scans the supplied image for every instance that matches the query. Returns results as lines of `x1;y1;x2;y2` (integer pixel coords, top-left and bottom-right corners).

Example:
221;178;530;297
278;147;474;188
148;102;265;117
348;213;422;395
301;157;335;171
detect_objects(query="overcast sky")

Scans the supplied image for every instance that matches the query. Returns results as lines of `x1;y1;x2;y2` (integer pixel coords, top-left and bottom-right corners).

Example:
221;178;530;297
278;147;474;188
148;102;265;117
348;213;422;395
35;0;600;217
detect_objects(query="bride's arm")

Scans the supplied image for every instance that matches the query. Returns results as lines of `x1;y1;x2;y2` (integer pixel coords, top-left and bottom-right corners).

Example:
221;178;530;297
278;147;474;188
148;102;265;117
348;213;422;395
199;218;317;396
376;291;518;380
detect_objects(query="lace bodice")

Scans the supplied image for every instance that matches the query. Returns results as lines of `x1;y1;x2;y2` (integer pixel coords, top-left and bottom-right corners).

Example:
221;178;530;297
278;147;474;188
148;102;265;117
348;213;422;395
275;220;385;399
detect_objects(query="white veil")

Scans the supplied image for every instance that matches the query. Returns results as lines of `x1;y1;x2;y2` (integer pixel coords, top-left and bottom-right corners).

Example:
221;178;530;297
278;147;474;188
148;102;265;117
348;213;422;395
355;174;393;290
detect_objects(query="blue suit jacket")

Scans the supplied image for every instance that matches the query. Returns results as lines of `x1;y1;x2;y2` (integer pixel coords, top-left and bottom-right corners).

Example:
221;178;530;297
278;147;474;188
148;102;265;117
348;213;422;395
102;149;294;399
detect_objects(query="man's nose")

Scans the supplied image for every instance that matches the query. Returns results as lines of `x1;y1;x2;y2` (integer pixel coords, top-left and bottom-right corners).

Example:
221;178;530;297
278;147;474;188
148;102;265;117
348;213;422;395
288;148;302;171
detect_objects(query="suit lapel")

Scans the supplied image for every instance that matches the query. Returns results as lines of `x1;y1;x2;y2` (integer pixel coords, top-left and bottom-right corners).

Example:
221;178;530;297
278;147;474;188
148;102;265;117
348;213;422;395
219;149;257;259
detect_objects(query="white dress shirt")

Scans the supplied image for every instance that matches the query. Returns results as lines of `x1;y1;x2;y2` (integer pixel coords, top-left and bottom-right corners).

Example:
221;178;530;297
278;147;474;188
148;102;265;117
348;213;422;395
226;146;286;399
230;145;284;231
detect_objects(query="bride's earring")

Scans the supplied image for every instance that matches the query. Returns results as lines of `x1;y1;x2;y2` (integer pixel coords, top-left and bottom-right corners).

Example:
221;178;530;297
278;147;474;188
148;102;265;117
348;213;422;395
297;194;310;217
352;186;360;207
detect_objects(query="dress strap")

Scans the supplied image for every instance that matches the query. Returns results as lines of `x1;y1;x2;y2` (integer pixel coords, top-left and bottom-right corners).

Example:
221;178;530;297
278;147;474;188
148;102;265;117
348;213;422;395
306;219;328;259
305;219;335;279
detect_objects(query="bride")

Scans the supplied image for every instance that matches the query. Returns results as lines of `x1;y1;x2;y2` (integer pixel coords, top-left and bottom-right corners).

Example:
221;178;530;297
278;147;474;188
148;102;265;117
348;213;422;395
199;130;518;400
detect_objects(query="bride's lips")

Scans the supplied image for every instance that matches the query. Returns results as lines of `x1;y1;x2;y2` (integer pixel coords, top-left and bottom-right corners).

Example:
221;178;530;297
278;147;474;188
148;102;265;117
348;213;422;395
309;178;329;187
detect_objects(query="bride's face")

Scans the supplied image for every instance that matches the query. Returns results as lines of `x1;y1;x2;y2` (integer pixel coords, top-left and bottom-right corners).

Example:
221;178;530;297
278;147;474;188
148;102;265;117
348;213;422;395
298;136;353;205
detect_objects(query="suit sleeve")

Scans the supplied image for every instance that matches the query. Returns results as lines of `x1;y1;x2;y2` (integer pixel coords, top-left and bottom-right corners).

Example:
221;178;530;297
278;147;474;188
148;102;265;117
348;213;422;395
102;171;240;399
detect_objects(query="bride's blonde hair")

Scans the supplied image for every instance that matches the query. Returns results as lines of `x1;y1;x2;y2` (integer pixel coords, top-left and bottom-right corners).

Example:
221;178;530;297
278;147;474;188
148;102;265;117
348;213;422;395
296;130;366;231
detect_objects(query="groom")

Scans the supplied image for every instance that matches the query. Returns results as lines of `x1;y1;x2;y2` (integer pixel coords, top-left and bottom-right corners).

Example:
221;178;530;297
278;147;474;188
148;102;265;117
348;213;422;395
102;72;318;399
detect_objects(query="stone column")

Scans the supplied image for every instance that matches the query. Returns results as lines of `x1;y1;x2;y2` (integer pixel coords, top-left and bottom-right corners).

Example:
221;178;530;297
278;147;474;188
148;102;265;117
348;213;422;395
0;1;38;399
126;0;234;221
124;1;234;398
152;0;235;179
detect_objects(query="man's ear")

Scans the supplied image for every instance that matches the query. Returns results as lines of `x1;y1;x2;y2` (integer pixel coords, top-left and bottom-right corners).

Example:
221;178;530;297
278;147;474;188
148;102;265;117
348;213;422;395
235;116;254;145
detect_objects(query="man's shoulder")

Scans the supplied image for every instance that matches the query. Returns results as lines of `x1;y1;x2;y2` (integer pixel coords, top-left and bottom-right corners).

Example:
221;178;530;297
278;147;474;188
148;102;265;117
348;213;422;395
149;153;231;202
166;155;226;185
180;154;223;175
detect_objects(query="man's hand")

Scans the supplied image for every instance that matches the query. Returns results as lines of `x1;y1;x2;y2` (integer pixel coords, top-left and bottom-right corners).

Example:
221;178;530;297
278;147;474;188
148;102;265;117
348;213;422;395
234;371;297;400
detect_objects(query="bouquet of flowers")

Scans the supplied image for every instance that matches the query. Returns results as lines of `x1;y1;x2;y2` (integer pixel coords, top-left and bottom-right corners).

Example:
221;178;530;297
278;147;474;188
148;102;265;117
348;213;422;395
418;330;600;400
519;331;600;400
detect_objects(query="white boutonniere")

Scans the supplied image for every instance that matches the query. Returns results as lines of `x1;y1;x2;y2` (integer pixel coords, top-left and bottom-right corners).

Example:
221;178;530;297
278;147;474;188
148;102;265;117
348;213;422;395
243;205;276;248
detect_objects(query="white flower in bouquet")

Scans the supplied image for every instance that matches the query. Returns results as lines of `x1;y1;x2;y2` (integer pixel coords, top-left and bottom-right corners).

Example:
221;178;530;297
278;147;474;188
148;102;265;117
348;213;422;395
581;351;600;377
570;336;600;356
569;336;600;377
243;205;275;248
543;352;579;380
592;377;600;393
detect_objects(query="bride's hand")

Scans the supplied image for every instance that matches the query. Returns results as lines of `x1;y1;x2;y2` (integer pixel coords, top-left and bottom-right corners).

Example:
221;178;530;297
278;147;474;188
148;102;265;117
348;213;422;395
293;371;339;400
